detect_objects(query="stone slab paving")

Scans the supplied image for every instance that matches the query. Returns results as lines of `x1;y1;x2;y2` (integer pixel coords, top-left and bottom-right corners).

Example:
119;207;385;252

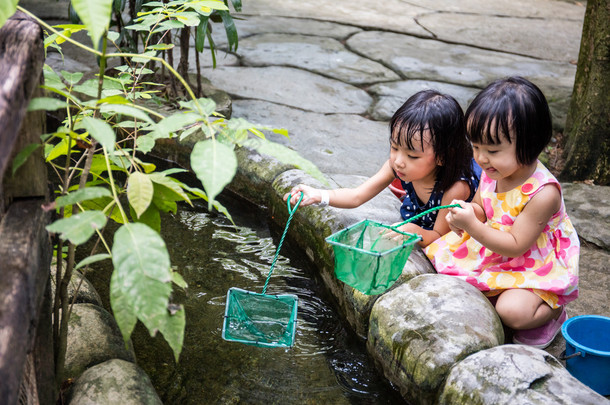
417;13;583;62
367;79;480;121
204;66;372;114
238;33;400;84
232;100;389;177
346;31;577;96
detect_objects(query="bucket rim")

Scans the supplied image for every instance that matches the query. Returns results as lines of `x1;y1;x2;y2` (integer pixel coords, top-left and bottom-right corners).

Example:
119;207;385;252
561;314;610;357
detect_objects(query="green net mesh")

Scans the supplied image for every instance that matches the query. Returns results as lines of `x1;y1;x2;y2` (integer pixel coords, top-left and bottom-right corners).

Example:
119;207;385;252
222;287;299;348
325;219;420;295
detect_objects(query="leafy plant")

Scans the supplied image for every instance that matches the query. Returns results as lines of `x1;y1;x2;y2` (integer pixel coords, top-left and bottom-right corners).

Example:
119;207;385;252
2;0;327;394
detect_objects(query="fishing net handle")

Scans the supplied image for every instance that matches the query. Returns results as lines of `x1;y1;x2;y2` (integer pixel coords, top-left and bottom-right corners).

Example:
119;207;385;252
389;203;461;232
262;192;304;294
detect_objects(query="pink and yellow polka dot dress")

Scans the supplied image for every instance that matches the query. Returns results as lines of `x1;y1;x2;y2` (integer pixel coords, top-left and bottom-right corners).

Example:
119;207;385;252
425;162;579;308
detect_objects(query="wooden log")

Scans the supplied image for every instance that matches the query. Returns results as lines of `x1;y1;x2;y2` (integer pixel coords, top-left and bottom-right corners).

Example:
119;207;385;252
0;12;46;210
0;199;53;405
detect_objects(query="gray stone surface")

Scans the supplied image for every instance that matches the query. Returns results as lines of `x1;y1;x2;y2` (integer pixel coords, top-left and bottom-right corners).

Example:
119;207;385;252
440;345;609;404
228;15;361;41
204;66;372;114
418;13;583;62
63;304;135;381
238;33;400;84
232;100;389;176
562;183;610;250
367;80;480;121
367;274;504;403
68;359;162;405
346;31;577;95
239;0;430;37
51;268;103;307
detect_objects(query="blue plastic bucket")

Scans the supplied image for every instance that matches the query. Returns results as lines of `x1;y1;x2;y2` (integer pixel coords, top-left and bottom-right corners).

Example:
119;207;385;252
561;315;610;395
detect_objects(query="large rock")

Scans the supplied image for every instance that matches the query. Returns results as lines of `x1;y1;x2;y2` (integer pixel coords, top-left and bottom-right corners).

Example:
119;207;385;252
440;345;608;404
51;267;102;307
367;274;504;404
68;359;162;405
63;304;135;381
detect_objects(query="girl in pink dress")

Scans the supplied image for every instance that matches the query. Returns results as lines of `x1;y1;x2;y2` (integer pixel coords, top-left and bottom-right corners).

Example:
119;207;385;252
425;77;579;349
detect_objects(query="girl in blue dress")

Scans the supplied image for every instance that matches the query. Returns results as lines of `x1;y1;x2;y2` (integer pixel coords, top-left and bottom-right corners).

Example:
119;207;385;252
285;90;480;247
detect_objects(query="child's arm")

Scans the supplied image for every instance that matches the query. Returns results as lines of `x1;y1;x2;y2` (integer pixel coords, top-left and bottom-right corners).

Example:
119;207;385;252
448;184;561;257
394;179;472;247
284;160;395;207
447;188;486;236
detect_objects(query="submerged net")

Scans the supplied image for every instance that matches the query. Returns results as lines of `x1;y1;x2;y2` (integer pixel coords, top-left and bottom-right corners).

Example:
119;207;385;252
222;193;303;348
222;287;298;348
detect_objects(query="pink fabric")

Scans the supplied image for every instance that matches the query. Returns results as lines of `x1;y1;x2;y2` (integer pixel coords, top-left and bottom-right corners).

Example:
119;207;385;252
424;162;579;308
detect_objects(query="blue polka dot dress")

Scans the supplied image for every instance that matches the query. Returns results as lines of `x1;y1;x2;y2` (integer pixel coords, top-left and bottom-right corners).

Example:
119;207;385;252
399;159;481;230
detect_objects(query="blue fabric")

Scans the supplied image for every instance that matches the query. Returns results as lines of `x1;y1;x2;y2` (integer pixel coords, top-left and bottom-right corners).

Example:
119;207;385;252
399;159;481;230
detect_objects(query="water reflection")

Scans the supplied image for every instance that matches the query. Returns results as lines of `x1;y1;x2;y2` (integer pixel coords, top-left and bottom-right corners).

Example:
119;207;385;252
131;206;406;404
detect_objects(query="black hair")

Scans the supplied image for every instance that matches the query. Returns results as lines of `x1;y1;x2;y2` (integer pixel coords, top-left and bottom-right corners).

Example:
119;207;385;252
389;90;473;193
465;76;552;165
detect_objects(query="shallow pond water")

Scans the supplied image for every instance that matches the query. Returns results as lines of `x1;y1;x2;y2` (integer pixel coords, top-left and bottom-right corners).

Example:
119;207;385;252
131;200;407;404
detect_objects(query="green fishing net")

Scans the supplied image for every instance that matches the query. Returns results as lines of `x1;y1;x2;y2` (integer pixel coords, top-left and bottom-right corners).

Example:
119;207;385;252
222;287;299;348
222;193;303;348
325;219;420;295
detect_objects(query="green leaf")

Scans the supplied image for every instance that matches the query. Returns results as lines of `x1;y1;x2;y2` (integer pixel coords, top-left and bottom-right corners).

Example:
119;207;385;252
81;196;125;224
55;187;112;208
128;172;154;218
60;70;83;86
79;116;116;152
190;139;237;210
152;184;178;214
0;0;18;29
136;135;156;153
45;136;75;162
195;16;209;53
150;111;202;139
175;11;200;27
129;203;161;232
75;253;111;270
178;98;216;116
70;0;113;50
110;270;138;344
11;144;40;176
227;0;242;12
100;104;155;124
28;97;67;112
218;10;238;52
171;272;187;289
110;223;184;361
46;210;107;245
149;173;192;206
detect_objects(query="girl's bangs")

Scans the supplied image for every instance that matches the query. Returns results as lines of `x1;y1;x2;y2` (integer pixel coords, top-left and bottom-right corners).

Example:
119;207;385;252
467;107;512;145
391;119;428;149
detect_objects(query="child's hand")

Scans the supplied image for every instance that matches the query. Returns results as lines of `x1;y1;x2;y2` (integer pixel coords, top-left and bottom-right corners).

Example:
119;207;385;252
383;223;421;241
446;200;475;236
283;184;325;206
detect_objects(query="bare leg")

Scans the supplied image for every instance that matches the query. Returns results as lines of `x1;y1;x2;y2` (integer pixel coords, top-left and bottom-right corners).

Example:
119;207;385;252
494;289;562;330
